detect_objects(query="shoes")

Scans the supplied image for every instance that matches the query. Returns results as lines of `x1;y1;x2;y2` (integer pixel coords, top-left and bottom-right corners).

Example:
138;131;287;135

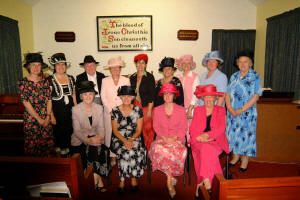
239;167;248;173
168;188;176;199
117;187;125;195
95;186;107;192
171;177;177;186
228;158;241;167
131;185;139;193
207;188;212;194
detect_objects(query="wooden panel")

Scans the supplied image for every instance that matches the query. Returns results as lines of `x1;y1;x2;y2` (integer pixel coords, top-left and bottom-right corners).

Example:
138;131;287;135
253;102;300;163
55;32;75;42
177;30;198;40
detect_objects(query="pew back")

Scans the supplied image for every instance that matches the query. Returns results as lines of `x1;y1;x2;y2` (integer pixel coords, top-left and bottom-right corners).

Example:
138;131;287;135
200;174;300;200
0;154;95;200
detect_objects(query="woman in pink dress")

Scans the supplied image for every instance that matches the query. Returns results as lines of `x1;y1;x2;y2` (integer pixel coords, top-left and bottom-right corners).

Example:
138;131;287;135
190;84;229;198
149;83;188;199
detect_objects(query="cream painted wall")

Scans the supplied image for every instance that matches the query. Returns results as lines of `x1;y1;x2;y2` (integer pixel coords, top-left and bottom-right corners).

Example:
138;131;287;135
33;0;256;79
0;0;34;61
255;0;300;85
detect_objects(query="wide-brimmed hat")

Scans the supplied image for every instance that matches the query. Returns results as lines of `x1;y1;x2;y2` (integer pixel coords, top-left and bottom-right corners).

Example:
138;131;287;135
176;54;196;71
77;81;97;95
117;85;136;96
48;53;70;69
202;50;224;66
104;56;125;69
79;55;99;66
194;84;224;98
159;57;176;72
158;83;180;97
134;54;148;63
23;53;48;69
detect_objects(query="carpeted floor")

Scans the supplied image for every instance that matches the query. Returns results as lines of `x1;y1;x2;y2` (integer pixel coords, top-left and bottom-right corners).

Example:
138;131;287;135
96;156;300;200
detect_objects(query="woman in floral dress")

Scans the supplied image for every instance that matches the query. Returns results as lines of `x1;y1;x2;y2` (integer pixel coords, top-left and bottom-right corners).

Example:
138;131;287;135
111;86;147;195
149;83;188;199
18;53;55;157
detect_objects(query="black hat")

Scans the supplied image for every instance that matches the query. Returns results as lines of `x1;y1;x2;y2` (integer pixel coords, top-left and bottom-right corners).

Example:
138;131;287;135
23;53;48;69
117;86;136;96
159;57;176;72
48;53;70;68
236;50;254;63
77;81;97;95
79;55;99;65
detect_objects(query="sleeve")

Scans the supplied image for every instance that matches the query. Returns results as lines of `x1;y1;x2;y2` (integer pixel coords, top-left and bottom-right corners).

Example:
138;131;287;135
217;74;228;93
111;107;117;121
189;107;203;143
207;107;226;140
177;108;188;140
72;107;87;144
190;76;200;106
254;73;262;96
137;106;143;119
152;107;161;136
148;74;156;102
17;80;29;102
226;75;234;94
96;106;105;137
100;79;110;112
43;79;52;100
175;79;184;106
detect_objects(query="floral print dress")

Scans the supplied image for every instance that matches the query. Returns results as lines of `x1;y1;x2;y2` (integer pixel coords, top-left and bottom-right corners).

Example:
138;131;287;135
226;68;262;157
110;105;147;182
18;78;55;157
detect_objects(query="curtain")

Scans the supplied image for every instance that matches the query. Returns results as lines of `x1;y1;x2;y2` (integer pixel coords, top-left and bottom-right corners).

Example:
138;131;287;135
211;30;256;79
264;7;300;100
0;15;22;94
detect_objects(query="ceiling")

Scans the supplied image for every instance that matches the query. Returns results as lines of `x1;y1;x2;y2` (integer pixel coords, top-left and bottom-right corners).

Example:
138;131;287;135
19;0;269;7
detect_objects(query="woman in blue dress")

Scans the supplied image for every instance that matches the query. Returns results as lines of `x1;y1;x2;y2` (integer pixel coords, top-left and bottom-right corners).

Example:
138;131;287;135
225;50;262;172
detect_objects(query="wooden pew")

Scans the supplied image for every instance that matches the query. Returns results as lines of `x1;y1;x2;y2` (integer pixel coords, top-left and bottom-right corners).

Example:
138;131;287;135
0;154;95;200
199;174;300;200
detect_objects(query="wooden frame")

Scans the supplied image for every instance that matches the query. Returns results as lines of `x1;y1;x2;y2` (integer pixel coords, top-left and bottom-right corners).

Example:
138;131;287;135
96;15;152;51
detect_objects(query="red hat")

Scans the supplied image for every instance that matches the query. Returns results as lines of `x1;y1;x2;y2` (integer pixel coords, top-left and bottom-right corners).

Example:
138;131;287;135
159;83;180;97
134;54;148;63
194;84;224;98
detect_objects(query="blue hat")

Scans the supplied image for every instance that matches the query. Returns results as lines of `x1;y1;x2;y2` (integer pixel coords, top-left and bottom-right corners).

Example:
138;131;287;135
202;50;224;66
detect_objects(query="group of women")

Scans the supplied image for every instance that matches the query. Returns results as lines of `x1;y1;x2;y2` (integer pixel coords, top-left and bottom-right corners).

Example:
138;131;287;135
18;49;261;198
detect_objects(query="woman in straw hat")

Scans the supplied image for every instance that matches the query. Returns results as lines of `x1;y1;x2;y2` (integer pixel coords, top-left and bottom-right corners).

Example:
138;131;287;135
17;52;56;157
47;53;76;157
190;84;229;197
101;56;130;166
111;85;147;195
149;83;188;199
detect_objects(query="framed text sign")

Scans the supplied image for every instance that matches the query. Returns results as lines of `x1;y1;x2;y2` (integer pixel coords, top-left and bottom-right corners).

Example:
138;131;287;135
97;15;152;51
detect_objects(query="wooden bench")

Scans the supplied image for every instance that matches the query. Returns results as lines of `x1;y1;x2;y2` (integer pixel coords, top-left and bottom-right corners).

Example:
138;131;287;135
0;154;95;200
199;174;300;200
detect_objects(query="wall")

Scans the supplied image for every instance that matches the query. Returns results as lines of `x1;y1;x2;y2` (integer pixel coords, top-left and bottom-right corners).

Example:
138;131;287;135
255;0;300;85
32;0;256;79
0;0;34;76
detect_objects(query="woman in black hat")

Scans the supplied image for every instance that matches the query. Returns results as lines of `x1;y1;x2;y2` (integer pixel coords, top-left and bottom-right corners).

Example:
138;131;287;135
154;57;184;107
17;53;56;157
71;81;109;192
47;53;76;157
110;85;147;195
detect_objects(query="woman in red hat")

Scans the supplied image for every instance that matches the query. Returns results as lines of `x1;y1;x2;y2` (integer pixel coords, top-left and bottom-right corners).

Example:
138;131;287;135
149;83;188;199
189;84;229;198
130;54;155;150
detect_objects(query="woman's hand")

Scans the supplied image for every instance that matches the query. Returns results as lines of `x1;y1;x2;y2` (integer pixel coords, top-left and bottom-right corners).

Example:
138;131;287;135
50;115;56;125
187;106;194;119
124;139;133;150
38;116;50;127
196;133;214;143
86;135;102;146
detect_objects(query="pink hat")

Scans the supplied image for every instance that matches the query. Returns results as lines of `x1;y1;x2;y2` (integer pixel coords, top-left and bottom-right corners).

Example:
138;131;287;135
104;56;125;69
194;84;224;98
159;83;180;97
175;54;196;71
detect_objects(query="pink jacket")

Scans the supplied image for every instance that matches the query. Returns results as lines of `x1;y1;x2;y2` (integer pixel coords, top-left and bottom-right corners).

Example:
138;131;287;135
101;76;130;113
153;104;188;143
71;102;105;146
177;71;198;109
190;105;229;153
